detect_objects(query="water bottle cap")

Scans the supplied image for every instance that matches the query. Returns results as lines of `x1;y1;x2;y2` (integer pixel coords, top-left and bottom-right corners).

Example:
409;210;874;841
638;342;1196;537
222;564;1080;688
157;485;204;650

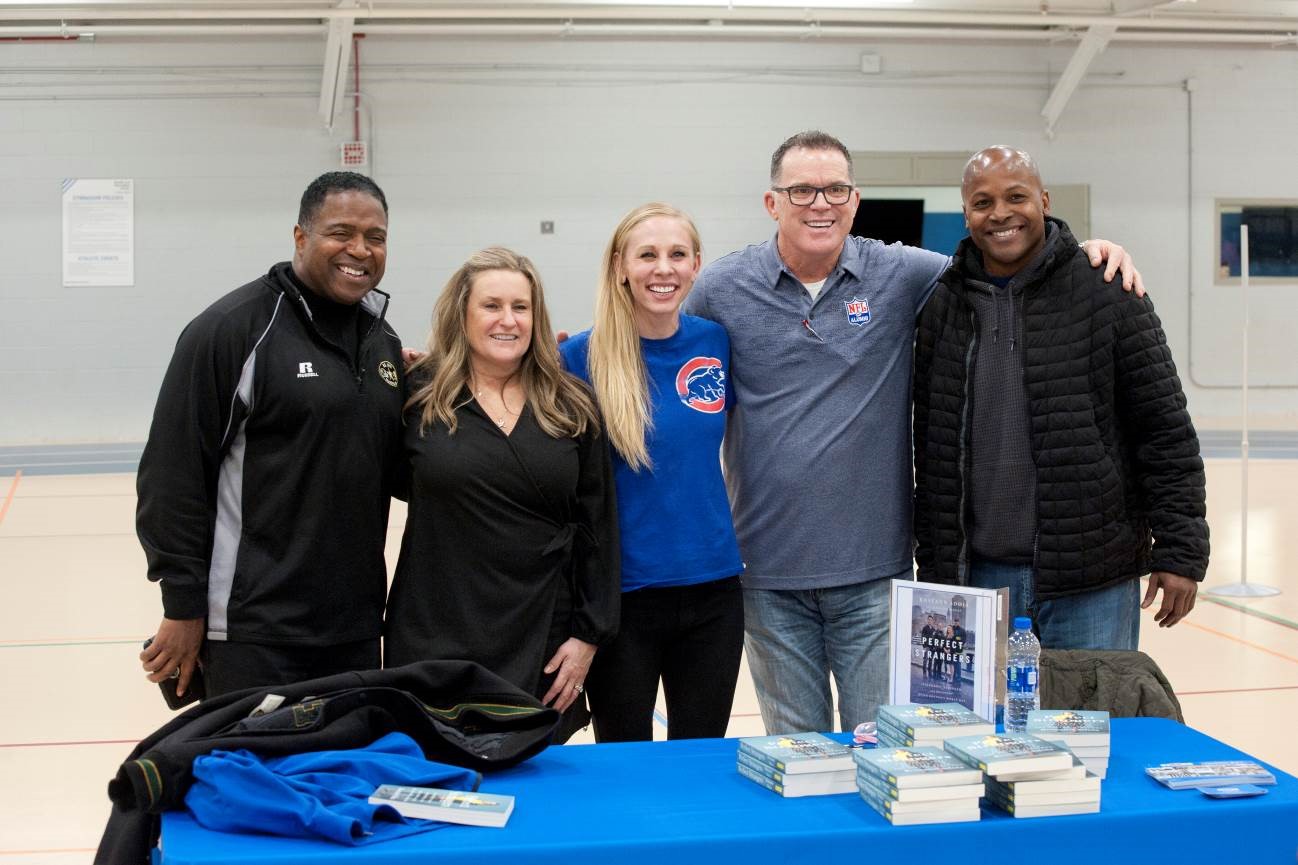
1013;616;1032;630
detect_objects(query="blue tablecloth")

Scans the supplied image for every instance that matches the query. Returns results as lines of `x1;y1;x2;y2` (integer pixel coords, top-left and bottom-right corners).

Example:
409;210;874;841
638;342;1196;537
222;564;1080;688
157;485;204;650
156;717;1298;865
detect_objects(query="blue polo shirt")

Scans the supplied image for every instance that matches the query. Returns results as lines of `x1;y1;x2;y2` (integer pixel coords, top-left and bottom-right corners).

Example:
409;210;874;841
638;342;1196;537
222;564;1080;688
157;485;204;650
683;232;948;591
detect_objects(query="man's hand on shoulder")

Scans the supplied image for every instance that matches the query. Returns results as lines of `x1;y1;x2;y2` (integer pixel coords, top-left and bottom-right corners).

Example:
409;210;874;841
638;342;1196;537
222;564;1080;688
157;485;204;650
1141;571;1198;628
1081;239;1145;297
141;616;205;697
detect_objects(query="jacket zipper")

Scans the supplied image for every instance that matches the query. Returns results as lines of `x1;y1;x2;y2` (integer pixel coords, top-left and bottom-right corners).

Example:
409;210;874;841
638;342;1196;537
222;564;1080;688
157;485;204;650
955;304;978;585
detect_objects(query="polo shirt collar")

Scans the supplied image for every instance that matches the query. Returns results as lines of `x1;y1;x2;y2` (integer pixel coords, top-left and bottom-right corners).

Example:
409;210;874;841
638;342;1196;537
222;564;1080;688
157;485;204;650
762;229;867;289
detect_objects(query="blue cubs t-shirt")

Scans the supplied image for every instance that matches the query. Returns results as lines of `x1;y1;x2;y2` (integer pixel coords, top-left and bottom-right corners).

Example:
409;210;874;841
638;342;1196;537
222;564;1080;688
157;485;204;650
561;314;743;592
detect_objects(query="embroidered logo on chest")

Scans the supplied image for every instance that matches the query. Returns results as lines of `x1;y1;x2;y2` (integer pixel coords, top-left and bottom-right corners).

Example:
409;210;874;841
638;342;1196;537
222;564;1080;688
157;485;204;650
844;296;872;326
378;360;399;388
675;357;725;414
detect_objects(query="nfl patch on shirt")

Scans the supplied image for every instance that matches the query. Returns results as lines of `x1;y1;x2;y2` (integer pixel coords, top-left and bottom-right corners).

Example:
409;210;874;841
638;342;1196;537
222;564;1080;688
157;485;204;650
844;296;871;326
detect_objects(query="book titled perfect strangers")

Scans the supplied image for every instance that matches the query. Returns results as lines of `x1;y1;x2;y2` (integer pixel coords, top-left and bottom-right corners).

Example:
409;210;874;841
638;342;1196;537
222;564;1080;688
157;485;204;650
369;785;515;827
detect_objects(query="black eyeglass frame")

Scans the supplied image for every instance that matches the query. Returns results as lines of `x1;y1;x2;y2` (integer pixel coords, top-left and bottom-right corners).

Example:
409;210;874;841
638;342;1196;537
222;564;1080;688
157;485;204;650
770;184;856;206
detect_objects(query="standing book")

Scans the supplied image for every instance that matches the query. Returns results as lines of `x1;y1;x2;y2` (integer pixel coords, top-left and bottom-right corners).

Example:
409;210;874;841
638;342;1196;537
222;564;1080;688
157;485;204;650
888;579;1008;723
369;785;515;827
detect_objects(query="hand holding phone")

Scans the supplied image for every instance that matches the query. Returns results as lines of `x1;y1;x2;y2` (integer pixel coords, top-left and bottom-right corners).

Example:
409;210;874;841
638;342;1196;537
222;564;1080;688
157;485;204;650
142;633;206;710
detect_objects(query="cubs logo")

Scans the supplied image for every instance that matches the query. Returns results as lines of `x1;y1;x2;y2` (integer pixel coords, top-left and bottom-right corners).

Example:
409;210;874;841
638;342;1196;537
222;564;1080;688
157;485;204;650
377;360;399;388
844;296;872;326
675;356;725;414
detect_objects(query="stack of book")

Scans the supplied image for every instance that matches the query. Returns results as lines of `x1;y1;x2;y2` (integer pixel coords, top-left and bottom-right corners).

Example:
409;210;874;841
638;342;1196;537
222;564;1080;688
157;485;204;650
1146;761;1278;790
875;703;995;749
736;732;857;797
1027;709;1111;778
945;732;1100;817
853;745;985;825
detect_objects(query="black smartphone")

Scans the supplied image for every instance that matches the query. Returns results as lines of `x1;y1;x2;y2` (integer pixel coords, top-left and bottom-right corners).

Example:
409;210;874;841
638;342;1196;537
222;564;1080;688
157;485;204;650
142;636;205;710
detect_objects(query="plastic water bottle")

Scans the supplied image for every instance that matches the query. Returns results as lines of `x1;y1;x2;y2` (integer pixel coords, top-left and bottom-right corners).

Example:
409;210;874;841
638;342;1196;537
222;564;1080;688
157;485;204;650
1004;616;1041;733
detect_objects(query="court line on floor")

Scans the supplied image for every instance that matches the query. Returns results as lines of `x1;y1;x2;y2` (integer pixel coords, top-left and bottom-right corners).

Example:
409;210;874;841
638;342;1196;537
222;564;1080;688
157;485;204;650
0;638;141;649
0;469;21;528
1182;619;1298;665
0;738;138;749
1178;685;1298;696
1199;593;1298;630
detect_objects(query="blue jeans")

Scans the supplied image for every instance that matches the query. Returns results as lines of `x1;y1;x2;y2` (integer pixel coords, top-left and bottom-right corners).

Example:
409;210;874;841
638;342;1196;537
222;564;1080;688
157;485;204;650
968;559;1140;651
742;578;893;734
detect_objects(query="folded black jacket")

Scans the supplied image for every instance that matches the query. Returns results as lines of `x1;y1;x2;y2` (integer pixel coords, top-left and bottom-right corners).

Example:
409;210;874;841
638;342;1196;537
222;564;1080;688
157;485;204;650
95;661;560;865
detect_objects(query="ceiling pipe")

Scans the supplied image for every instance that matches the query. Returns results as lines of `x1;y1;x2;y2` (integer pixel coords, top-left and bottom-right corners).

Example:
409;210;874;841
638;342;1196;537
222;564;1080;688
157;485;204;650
0;5;1296;33
0;21;1293;44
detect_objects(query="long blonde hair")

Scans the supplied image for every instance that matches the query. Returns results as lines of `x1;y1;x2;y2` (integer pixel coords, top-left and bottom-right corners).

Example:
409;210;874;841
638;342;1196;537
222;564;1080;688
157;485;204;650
588;203;702;471
407;246;598;439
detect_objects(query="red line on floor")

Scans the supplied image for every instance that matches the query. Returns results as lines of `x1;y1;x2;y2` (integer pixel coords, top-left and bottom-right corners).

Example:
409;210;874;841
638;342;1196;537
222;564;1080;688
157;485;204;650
0;850;96;857
1183;619;1298;665
1178;685;1298;696
0;469;21;528
0;738;137;748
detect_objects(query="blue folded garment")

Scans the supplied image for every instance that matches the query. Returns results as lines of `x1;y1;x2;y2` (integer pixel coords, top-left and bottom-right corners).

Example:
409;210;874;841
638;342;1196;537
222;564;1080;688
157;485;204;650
185;731;481;844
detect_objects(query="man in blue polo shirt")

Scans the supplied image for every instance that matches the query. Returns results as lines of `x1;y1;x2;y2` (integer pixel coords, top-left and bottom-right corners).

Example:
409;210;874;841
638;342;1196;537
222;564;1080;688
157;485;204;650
684;130;1138;735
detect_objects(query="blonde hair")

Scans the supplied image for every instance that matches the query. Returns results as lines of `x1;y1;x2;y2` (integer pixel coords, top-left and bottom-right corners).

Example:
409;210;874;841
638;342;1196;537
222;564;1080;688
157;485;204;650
407;246;598;439
588;203;702;471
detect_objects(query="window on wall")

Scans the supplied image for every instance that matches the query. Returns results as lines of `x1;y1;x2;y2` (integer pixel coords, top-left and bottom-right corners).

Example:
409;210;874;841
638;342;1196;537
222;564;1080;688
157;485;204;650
1217;201;1298;283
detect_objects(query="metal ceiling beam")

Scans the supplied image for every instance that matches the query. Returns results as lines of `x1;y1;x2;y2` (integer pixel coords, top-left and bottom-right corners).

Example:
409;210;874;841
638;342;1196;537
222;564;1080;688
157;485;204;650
1041;23;1116;138
1;4;1296;33
317;0;354;129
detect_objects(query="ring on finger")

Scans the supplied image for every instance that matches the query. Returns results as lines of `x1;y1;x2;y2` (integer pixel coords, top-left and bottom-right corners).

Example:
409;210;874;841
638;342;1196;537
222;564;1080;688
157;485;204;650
169;667;181;680
573;683;584;694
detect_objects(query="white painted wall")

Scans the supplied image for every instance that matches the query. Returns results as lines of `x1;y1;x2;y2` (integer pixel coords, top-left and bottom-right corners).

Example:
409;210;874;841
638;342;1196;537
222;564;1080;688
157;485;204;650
2;35;1295;443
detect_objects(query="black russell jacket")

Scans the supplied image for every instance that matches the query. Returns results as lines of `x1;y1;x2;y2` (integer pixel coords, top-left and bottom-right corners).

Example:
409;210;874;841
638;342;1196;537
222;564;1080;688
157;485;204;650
135;262;405;645
94;660;561;865
913;218;1209;599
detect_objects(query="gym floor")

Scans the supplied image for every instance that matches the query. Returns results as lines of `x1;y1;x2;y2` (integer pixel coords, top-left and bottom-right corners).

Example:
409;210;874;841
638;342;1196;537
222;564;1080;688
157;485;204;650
2;439;1296;863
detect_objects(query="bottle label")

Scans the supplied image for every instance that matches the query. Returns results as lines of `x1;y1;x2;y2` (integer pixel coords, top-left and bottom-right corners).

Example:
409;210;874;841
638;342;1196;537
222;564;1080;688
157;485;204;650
1007;664;1037;694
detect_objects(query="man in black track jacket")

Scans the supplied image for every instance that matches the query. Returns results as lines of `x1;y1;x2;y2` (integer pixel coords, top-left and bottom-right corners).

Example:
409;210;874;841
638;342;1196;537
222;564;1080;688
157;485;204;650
136;172;406;697
913;146;1209;650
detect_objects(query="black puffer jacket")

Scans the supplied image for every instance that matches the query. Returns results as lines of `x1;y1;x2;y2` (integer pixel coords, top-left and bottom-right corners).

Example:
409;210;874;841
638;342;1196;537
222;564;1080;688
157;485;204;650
913;218;1209;599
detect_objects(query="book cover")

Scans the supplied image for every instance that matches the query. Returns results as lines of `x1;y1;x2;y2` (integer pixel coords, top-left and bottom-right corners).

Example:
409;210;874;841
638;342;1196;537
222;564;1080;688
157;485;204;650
877;703;995;740
1145;761;1277;790
888;580;1007;723
736;752;857;797
854;745;984;789
737;732;855;774
368;785;514;828
1026;709;1111;745
943;733;1074;777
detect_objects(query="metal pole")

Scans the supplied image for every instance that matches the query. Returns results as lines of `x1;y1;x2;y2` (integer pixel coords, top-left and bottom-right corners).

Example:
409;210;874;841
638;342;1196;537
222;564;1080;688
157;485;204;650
1208;223;1280;598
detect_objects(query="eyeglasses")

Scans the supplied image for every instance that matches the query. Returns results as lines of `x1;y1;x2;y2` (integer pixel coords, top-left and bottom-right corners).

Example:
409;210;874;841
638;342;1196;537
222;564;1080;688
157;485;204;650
771;184;855;206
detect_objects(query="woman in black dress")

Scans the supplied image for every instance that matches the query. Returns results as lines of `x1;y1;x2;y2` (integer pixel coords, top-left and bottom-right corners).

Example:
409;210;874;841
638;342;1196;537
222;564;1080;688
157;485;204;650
385;247;619;737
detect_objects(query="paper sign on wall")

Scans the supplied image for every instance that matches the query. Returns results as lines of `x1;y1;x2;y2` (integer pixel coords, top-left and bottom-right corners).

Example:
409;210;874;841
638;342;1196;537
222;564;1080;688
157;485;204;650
62;178;134;287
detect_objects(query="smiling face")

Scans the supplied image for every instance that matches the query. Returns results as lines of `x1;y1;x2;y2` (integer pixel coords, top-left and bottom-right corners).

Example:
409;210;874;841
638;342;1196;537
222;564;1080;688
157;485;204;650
292;189;388;304
465;268;533;376
614;215;702;339
765;147;859;278
962;149;1050;278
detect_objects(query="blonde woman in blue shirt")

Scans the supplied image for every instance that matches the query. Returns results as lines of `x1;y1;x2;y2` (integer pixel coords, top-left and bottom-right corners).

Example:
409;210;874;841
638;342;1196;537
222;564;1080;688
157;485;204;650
560;203;744;741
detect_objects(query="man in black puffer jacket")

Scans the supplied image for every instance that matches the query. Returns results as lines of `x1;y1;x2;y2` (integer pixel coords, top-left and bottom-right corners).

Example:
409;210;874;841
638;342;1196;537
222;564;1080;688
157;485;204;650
913;145;1208;650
